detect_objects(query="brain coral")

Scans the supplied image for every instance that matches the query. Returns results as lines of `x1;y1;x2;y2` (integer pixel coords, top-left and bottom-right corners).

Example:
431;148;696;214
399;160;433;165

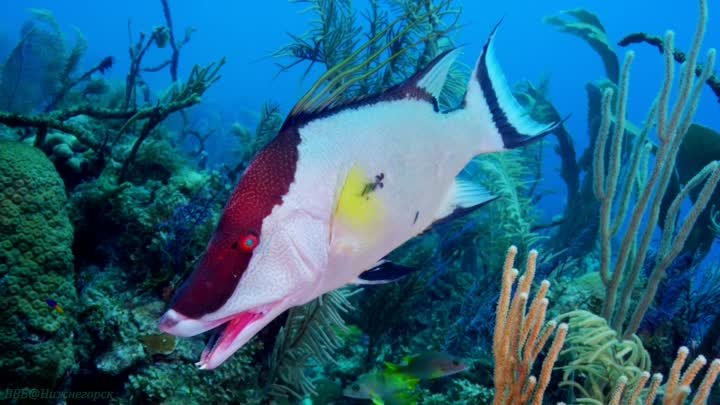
0;141;77;387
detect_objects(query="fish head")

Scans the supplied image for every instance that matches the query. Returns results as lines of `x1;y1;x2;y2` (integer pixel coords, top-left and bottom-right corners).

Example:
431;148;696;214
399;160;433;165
158;131;331;369
344;371;418;400
343;372;381;399
159;205;329;368
430;353;468;377
343;382;371;399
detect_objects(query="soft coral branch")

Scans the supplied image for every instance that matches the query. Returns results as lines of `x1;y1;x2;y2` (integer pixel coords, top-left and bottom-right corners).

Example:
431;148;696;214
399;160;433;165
618;32;720;103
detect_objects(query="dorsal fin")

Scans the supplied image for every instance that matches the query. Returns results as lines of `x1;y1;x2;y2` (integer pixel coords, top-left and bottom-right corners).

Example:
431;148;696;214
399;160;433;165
412;48;461;102
282;48;461;129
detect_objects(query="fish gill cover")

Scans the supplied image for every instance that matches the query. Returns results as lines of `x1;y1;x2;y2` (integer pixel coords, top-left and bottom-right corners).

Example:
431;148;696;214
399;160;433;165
0;0;719;405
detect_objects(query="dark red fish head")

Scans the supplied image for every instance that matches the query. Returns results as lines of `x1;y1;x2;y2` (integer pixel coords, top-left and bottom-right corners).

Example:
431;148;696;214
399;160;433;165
158;219;260;336
158;129;327;369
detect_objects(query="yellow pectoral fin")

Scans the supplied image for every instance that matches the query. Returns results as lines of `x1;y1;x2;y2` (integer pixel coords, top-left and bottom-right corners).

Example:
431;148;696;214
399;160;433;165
334;164;384;233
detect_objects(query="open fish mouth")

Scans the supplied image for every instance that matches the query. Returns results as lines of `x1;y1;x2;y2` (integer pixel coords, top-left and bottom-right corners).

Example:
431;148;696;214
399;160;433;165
196;301;283;370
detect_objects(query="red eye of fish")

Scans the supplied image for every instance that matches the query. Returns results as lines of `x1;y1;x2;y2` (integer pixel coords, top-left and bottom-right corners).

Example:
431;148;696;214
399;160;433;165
239;233;259;252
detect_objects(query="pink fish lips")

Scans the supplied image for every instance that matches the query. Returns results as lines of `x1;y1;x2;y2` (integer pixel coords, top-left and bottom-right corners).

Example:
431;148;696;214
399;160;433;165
158;301;282;370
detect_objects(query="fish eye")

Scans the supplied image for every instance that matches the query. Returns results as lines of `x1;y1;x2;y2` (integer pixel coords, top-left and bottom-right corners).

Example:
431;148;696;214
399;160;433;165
237;232;259;252
452;359;460;366
351;384;360;392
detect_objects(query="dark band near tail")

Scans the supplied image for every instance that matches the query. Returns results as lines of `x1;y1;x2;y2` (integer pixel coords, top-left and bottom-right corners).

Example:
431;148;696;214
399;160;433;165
475;20;563;149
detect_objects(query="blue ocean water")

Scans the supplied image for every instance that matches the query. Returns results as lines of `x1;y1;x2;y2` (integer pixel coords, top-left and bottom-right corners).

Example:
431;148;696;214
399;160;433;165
2;0;717;218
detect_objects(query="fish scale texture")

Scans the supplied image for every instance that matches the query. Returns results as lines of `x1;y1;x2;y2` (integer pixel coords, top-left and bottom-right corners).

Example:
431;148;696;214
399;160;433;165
0;141;77;386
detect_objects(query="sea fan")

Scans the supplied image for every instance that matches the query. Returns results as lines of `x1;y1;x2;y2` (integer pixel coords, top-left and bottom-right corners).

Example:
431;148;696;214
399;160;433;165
265;290;354;399
470;151;546;259
276;0;462;115
230;102;283;177
61;27;88;83
0;9;67;112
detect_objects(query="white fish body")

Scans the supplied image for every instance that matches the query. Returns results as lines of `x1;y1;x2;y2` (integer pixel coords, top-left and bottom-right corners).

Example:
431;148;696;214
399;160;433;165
158;25;560;369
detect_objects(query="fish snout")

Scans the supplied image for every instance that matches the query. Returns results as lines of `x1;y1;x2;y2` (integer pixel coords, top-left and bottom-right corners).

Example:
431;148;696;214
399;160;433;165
158;309;228;337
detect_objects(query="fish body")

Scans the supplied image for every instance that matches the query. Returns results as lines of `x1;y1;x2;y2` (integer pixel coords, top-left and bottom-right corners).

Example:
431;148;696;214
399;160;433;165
45;299;63;314
343;370;419;405
343;352;466;404
385;352;468;380
159;24;560;369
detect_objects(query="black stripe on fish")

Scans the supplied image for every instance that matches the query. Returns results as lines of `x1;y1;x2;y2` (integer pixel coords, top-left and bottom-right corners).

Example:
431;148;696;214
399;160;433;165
357;260;418;284
476;21;561;149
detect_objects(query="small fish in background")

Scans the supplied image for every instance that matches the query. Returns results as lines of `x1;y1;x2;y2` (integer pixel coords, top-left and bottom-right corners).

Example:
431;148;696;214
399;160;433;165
385;351;468;380
139;333;177;355
343;352;467;404
343;370;419;405
45;299;64;314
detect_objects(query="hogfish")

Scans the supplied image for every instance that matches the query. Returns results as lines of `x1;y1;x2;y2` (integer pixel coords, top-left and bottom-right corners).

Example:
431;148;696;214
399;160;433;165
159;25;560;369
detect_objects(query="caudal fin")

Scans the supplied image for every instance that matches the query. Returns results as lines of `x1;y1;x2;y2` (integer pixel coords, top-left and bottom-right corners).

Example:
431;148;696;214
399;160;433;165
466;22;561;151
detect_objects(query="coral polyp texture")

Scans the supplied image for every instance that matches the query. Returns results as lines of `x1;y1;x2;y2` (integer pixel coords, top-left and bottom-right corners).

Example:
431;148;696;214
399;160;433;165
0;141;77;386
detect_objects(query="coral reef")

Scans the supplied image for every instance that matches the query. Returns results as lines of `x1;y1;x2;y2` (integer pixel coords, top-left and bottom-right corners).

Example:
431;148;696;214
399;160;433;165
229;102;283;179
70;260;263;405
69;144;219;289
492;247;568;405
662;124;720;260
0;3;230;402
1;0;719;404
556;310;650;404
265;290;354;400
0;9;82;113
275;0;462;112
0;141;77;386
